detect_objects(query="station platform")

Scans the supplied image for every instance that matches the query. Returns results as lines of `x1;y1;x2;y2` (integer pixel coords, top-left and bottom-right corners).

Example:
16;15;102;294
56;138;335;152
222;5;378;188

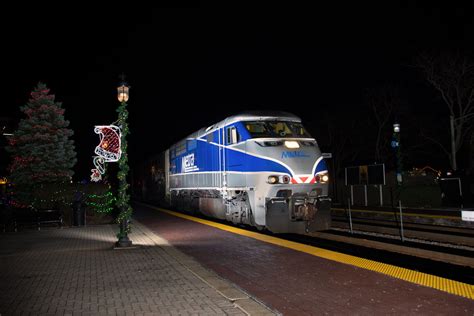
134;203;474;315
0;217;274;315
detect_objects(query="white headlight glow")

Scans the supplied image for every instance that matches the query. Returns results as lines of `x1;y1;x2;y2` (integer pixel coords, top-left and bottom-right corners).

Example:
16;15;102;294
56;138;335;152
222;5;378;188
284;141;300;149
268;175;279;184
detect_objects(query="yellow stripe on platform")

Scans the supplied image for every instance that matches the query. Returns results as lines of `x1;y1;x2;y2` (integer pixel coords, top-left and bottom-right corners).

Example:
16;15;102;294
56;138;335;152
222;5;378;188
332;207;460;220
146;205;474;300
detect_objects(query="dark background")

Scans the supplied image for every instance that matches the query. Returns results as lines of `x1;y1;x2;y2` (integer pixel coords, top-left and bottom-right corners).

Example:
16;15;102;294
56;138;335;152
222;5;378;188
1;2;473;181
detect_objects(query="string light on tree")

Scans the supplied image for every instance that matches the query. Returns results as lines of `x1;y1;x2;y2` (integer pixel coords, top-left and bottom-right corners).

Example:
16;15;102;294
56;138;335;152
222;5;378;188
87;190;116;214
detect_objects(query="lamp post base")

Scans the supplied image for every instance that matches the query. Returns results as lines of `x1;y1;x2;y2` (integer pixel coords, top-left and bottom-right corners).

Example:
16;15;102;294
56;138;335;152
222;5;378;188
115;235;133;248
115;219;133;248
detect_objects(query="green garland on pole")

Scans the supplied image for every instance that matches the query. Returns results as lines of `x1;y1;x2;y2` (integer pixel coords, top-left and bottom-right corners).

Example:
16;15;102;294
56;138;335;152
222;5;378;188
116;99;133;239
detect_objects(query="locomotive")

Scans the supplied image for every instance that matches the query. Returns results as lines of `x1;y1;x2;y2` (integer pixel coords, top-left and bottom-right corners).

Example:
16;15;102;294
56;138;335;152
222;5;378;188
136;111;331;234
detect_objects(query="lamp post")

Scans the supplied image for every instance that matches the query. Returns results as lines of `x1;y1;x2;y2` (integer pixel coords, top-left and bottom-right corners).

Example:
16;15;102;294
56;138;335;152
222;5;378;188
116;76;133;247
392;123;402;186
450;113;474;171
392;122;405;241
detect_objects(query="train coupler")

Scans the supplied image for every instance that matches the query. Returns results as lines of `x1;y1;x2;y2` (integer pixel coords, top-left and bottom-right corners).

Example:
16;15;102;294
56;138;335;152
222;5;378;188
265;194;332;234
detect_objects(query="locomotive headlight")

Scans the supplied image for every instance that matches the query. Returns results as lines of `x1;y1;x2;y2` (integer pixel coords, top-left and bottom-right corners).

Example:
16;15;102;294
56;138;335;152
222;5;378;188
315;173;329;183
268;175;279;184
316;173;329;183
284;141;300;149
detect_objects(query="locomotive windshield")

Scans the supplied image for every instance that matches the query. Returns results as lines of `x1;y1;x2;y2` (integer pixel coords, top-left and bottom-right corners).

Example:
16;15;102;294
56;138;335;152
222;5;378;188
244;121;311;138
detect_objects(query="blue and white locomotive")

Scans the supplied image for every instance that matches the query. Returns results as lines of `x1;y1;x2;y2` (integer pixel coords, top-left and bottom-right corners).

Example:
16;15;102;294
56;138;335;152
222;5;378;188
148;111;331;234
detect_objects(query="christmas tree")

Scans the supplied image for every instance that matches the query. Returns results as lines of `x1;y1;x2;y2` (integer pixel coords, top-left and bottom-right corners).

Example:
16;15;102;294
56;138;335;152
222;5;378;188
8;83;77;204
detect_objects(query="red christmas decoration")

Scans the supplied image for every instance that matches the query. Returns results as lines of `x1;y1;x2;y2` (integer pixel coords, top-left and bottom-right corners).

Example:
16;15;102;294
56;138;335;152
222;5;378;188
91;169;102;182
90;125;122;182
94;125;122;162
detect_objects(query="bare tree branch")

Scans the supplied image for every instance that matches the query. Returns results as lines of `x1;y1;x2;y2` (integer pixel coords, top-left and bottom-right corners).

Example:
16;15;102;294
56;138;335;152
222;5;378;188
366;85;397;162
416;51;474;169
420;132;451;157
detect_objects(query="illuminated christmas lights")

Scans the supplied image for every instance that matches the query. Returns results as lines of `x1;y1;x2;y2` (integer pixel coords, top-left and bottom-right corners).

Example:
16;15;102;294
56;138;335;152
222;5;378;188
90;125;122;182
90;169;102;182
94;125;122;162
86;191;116;213
7;82;77;204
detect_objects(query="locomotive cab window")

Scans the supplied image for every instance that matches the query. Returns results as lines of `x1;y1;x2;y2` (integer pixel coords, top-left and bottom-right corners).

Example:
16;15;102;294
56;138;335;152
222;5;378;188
227;126;239;144
244;121;311;138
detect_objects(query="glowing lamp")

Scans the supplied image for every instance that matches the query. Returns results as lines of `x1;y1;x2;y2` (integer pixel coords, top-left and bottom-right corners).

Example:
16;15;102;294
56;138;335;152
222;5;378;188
393;123;400;133
117;83;129;102
284;141;300;149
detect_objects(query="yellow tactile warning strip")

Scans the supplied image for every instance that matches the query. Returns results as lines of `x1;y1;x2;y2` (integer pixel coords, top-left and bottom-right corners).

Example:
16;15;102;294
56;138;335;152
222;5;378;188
146;205;474;300
332;207;459;220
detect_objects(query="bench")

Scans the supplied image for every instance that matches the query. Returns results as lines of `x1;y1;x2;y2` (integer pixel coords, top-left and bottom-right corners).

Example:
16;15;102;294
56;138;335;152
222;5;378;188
13;207;63;231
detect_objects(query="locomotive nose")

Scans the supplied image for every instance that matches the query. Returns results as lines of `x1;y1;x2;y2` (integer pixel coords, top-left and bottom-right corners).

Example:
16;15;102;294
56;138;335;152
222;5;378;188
290;173;329;184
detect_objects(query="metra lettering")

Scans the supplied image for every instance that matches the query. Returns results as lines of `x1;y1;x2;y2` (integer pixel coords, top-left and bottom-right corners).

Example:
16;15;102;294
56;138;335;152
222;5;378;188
281;151;310;158
182;153;199;172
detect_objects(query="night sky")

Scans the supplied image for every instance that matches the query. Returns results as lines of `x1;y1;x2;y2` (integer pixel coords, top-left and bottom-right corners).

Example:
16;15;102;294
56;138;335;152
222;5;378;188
2;3;474;180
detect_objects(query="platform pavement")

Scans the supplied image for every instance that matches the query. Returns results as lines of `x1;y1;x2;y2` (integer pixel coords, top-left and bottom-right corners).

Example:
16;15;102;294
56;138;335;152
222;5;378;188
0;221;277;316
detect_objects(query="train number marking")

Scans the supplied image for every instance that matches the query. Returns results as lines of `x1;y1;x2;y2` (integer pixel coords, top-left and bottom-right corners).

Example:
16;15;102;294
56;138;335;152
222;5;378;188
281;151;310;159
182;153;199;173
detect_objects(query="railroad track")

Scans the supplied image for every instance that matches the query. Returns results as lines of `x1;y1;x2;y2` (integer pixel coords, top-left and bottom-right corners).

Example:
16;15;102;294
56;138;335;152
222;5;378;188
330;214;474;247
